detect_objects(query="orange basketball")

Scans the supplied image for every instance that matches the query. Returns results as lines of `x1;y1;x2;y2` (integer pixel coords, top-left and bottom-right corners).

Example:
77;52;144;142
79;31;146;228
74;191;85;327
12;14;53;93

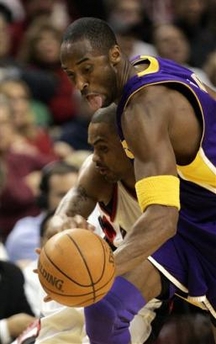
37;228;116;307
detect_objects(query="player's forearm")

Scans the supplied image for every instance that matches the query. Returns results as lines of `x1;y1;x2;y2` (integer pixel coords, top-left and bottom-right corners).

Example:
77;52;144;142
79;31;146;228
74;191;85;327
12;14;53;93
45;188;97;238
55;185;97;221
55;188;77;215
114;205;179;276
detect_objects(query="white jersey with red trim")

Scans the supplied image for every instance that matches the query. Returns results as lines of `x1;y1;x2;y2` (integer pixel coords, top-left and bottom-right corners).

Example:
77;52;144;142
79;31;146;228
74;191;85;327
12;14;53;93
98;181;142;247
12;182;163;344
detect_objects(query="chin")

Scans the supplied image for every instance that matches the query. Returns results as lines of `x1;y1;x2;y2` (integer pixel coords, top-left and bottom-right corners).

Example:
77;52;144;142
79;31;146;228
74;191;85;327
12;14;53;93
104;175;118;183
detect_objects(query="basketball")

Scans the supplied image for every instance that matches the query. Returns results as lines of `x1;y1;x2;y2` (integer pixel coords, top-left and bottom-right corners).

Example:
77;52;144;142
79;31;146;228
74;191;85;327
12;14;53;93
37;228;116;307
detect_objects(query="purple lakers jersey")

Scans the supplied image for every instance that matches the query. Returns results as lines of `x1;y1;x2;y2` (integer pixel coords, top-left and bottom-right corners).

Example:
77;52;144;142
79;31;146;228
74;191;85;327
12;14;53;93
116;55;216;217
116;56;216;316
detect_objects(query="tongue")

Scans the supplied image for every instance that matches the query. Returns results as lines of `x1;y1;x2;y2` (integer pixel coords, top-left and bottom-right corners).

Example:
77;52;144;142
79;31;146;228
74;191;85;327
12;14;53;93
87;95;103;112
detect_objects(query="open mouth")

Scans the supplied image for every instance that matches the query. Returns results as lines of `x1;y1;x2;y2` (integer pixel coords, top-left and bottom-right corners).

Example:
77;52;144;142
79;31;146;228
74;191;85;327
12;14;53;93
96;165;109;176
85;94;103;112
98;168;108;175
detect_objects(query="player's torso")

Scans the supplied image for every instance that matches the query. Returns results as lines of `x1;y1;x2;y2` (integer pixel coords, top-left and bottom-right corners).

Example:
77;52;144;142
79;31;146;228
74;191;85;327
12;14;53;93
117;55;216;198
98;181;141;248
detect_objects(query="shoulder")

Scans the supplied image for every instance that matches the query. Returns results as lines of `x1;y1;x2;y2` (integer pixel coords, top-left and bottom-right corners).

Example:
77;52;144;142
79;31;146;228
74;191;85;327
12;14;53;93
127;82;193;120
124;85;173;125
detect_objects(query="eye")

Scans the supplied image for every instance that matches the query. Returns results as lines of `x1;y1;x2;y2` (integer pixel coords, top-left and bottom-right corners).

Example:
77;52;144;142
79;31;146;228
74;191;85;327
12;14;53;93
67;72;75;80
82;65;93;74
99;145;109;153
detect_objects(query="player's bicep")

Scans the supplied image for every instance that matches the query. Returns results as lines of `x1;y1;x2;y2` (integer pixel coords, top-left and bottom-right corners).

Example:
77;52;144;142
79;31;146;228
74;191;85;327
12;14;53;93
121;96;177;181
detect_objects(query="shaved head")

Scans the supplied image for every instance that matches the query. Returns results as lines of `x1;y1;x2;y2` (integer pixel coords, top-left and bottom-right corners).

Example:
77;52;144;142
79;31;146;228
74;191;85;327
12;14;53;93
62;17;117;54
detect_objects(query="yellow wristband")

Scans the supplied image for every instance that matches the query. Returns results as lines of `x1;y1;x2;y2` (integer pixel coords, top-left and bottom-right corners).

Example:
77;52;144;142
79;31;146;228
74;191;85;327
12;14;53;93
135;175;180;212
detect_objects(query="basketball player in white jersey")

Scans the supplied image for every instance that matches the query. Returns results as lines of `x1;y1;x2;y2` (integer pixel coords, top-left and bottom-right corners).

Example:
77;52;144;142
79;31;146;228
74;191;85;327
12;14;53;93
13;104;169;344
33;103;169;344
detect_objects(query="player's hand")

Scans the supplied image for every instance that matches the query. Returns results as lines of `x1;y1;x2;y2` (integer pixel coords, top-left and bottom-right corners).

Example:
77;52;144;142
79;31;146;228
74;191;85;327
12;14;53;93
43;294;52;303
7;313;36;338
45;214;95;242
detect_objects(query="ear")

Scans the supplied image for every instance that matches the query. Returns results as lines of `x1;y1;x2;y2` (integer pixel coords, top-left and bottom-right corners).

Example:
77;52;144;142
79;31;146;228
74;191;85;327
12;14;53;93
109;45;121;65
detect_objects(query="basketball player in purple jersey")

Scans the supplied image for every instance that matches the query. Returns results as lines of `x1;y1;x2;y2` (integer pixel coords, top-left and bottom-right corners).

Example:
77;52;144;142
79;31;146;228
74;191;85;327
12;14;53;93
59;17;216;343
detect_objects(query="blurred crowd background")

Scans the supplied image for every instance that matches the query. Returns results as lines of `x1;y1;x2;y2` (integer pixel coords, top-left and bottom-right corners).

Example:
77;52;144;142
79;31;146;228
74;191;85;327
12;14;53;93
0;1;216;343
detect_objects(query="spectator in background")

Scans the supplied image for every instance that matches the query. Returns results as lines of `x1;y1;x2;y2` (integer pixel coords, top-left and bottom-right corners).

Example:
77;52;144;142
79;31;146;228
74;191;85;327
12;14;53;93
0;159;36;342
0;260;36;344
142;0;174;26
67;0;108;21
113;22;157;60
204;52;216;89
0;78;56;156
64;149;92;171
0;242;8;260
9;0;70;58
17;19;78;126
152;23;215;88
5;161;78;268
0;158;8;260
0;2;62;121
0;0;25;22
54;95;94;155
173;0;216;68
107;0;154;44
0;3;24;82
0;156;6;193
0;94;54;242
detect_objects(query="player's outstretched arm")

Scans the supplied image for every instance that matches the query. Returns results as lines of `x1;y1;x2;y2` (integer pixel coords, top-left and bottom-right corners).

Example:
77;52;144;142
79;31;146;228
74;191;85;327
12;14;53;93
46;155;111;239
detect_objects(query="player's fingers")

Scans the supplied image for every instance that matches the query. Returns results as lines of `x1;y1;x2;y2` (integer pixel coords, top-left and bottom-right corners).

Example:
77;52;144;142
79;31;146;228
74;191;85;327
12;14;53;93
48;214;68;231
35;248;41;255
63;218;78;229
44;295;52;302
71;215;89;229
87;223;96;232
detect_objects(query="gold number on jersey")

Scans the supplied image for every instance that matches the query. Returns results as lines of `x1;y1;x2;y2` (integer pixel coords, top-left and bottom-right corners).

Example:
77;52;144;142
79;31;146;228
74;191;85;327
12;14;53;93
191;73;207;92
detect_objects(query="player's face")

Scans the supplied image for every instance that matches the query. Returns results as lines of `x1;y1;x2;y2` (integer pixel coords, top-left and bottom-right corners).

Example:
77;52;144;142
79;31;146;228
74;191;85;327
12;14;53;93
60;39;119;113
88;122;132;183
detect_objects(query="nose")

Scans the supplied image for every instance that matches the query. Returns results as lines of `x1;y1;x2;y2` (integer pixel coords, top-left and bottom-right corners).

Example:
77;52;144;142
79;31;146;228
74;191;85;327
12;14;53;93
76;76;88;92
92;151;101;165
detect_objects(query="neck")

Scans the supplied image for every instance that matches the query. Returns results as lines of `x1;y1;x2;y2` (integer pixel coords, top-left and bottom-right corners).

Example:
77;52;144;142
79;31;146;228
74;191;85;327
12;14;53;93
116;55;136;102
121;169;136;195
